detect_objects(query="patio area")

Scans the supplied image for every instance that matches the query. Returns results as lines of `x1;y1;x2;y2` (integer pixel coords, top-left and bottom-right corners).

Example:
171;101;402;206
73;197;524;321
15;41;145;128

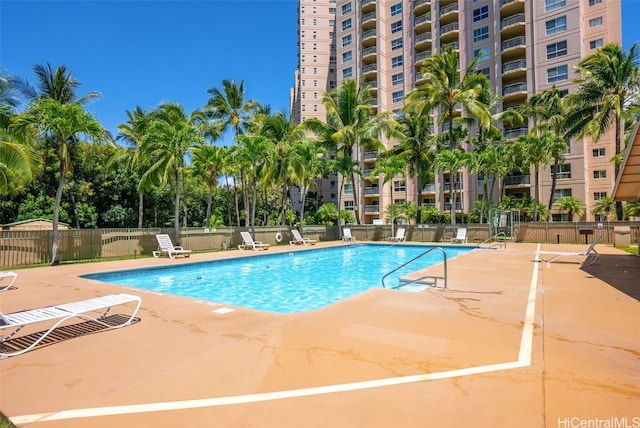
0;241;638;427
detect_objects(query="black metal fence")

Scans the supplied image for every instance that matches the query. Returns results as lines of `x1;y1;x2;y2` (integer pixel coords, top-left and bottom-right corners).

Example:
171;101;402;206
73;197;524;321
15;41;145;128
1;222;637;268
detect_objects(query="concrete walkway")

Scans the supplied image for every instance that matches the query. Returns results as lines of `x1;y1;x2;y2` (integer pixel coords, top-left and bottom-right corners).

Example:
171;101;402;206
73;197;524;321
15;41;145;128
0;242;638;427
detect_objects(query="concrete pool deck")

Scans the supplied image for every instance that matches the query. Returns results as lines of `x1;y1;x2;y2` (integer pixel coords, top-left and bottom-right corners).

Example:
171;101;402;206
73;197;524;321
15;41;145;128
0;241;638;427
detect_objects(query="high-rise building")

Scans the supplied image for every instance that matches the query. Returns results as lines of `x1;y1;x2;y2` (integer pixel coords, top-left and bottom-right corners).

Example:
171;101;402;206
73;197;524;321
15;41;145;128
291;0;622;223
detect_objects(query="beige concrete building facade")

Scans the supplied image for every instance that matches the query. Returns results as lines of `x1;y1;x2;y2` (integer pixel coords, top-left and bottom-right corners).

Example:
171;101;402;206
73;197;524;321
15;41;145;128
291;0;622;223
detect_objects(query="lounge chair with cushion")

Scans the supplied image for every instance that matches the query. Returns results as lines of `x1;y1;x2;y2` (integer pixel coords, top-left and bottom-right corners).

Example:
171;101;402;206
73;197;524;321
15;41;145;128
290;229;317;246
0;293;142;358
536;233;602;265
153;234;192;259
239;231;270;251
342;227;356;244
388;227;406;242
0;272;18;292
451;228;468;244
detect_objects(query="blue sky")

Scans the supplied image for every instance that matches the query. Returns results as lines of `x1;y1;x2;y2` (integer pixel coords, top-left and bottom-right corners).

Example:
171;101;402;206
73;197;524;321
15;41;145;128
1;0;639;145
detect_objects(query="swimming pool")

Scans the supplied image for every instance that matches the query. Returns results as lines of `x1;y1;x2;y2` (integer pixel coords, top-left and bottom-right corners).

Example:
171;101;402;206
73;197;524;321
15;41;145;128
83;244;473;314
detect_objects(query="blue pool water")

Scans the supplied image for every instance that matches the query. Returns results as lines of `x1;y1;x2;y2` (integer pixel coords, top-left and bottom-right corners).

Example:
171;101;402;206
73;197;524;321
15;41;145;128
83;244;472;314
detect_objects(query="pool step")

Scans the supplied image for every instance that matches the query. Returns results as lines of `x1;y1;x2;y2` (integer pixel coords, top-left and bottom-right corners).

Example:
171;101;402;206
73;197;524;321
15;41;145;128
396;275;445;291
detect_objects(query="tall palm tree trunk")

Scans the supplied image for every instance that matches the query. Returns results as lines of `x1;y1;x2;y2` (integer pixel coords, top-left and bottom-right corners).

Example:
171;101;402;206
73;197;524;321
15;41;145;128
138;192;144;229
173;170;181;245
51;161;66;266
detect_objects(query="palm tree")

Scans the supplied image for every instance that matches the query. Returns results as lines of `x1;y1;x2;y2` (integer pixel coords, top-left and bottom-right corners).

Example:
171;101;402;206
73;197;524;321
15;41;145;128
291;140;326;228
205;79;256;137
592;196;616;221
1;73;37;195
138;103;205;243
565;43;640;219
304;79;394;225
385;109;437;224
407;46;490;228
371;155;406;235
191;144;229;228
553;196;585;222
12;98;108;265
234;134;271;236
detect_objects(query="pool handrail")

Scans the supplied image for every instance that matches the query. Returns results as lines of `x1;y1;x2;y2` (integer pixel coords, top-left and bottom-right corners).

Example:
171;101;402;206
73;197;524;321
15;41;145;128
475;232;508;249
381;246;448;290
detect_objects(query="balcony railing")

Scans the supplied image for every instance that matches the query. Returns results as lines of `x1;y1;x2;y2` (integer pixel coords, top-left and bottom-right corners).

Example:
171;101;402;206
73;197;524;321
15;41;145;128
415;51;432;61
501;36;526;51
364;150;378;160
504;127;528;139
415;32;432;43
414;0;431;8
363;63;377;73
362;29;377;40
503;82;527;96
415;13;431;25
500;13;525;29
364;187;380;195
442;42;460;50
365;205;380;213
422;184;436;192
361;0;375;7
362;11;376;22
363;46;377;57
502;59;526;73
439;2;458;16
504;175;530;186
440;22;459;35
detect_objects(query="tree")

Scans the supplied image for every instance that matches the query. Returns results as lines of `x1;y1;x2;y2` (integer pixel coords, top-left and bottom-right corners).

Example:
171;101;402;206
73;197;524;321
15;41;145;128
138;103;204;243
191;144;229;228
371;155;405;235
553;196;585;222
565;43;640;219
234;134;271;236
305;79;394;225
12;98;107;264
406;46;490;228
592;196;616;221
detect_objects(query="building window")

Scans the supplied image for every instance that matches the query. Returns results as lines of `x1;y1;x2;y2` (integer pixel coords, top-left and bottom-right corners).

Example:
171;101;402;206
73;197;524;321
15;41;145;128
301;92;306;99
593;148;606;157
392;55;403;68
313;43;317;50
547;41;567;59
342;51;352;63
391;38;403;51
313;80;317;87
313;55;317;63
302;80;306;86
313;92;318;99
546;16;567;36
478;67;490;78
393;180;406;192
313;31;317;39
313;19;317;25
551;163;571;179
329;7;336;15
342;18;352;31
593;170;607;179
473;48;489;61
342;34;352;47
344;201;354;210
390;3;402;17
594;192;607;200
589;0;602;5
391;73;404;86
313;67;317;74
312;7;317;13
473;6;489;22
341;2;351;15
589;17;603;28
547;65;568;83
552;188;571;203
392;90;404;103
590;39;604;49
473;26;489;42
545;0;565;12
342;67;353;78
313;105;318;112
391;20;403;34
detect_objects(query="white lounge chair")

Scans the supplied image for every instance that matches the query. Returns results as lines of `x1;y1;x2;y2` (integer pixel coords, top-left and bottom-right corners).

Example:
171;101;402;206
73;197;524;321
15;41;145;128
0;293;142;358
290;229;317;246
239;231;270;251
536;234;602;265
153;234;192;259
388;227;406;242
0;272;18;292
342;227;356;244
451;228;467;244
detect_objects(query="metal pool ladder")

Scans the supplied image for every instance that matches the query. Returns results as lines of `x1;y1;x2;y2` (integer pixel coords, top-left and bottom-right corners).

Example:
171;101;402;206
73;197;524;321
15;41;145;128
381;247;448;290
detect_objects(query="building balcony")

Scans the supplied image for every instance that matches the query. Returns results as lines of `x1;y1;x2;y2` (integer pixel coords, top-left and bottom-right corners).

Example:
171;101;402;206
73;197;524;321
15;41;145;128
502;58;526;78
363;150;379;161
504;127;528;140
362;11;376;29
364;186;380;195
439;2;458;25
361;0;376;13
442;41;460;51
443;182;462;192
502;81;527;99
362;46;377;63
504;175;530;186
414;12;431;32
362;29;377;47
422;183;436;193
500;13;525;39
500;0;525;17
440;22;459;36
444;202;462;211
365;204;380;213
363;63;377;78
415;31;432;48
415;50;432;66
414;0;431;14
